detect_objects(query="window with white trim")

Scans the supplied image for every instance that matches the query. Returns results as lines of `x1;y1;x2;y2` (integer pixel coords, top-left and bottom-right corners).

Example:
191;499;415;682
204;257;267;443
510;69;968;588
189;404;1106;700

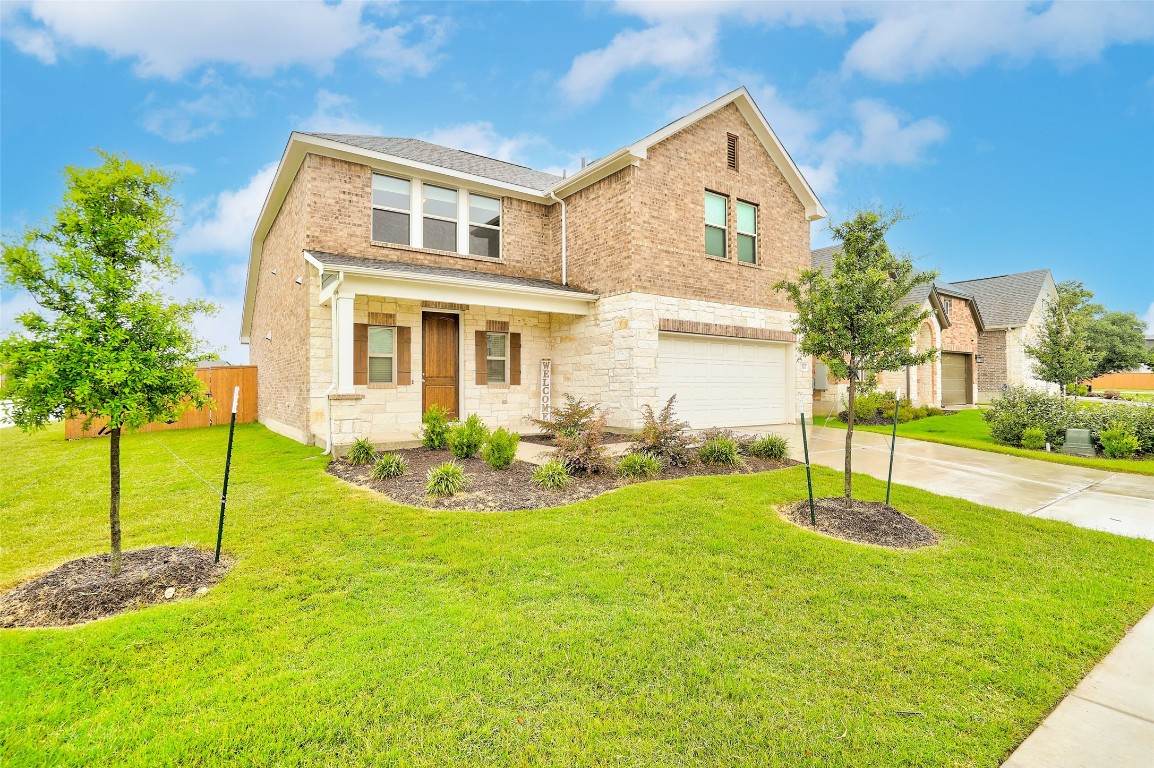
422;184;457;252
942;298;952;318
737;201;757;264
368;326;396;384
371;175;410;246
705;191;727;258
468;193;501;258
486;332;508;384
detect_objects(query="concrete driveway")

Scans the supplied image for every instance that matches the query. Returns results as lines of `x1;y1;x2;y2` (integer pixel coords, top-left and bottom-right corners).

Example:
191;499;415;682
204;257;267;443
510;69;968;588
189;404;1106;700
753;421;1154;542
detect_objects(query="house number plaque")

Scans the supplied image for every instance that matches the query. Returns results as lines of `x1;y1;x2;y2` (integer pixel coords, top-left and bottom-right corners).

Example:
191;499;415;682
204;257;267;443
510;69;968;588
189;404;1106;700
540;359;552;421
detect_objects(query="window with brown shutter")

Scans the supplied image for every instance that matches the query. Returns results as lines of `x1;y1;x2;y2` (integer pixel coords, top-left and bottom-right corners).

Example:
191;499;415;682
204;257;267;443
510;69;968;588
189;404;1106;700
396;326;412;385
356;322;411;386
474;329;521;385
726;133;739;170
353;323;368;385
509;332;521;385
474;331;488;386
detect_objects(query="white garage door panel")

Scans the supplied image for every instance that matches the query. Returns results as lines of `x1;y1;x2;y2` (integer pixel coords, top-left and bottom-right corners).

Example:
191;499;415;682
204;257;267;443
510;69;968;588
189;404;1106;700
657;334;787;427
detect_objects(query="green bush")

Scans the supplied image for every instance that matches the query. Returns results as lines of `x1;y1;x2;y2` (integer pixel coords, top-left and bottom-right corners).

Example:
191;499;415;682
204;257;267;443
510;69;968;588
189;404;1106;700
531;394;599;439
852;394;878;422
984;386;1071;447
532;459;572;489
895;406;915;423
699;437;740;466
425;461;468;497
447;413;489;459
1020;427;1047;451
1066;383;1090;397
632;395;694;466
925;406;944;417
420;404;451;450
748;434;789;461
699;427;756;454
481;428;520;470
371;452;408;479
1100;424;1140;459
616;452;663;479
345;438;376;465
1070;401;1154;455
555;413;610;474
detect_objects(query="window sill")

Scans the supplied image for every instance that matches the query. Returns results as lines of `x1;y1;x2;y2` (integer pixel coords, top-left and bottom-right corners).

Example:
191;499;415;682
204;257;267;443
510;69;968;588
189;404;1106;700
704;253;729;262
485;382;510;389
367;383;399;390
370;240;503;265
736;260;761;269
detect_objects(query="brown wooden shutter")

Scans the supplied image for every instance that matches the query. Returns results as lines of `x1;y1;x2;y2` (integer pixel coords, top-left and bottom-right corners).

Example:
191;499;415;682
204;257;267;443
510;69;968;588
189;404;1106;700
509;332;521;385
726;133;739;170
353;323;369;385
396;326;411;385
475;330;488;385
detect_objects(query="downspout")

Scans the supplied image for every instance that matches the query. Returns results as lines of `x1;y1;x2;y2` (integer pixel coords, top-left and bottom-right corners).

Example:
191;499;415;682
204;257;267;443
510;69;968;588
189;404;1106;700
321;270;344;455
548;190;567;285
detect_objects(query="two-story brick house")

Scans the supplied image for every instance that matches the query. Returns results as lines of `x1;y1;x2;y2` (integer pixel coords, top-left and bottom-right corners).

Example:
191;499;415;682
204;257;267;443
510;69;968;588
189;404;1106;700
240;88;826;449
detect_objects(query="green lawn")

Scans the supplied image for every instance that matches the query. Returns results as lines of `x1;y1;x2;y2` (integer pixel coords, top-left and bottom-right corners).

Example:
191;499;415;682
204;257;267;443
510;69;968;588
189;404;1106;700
3;424;1154;767
825;409;1154;476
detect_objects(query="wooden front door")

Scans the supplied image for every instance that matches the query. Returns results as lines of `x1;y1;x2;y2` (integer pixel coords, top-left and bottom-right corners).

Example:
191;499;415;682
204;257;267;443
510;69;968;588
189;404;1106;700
422;312;459;418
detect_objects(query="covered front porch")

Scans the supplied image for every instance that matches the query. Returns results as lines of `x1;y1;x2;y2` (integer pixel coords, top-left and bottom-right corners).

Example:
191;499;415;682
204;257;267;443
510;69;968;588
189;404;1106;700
304;251;597;449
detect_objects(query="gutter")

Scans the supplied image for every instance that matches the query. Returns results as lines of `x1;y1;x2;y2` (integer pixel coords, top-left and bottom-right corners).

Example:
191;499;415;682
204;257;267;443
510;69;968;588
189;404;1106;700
548;191;568;285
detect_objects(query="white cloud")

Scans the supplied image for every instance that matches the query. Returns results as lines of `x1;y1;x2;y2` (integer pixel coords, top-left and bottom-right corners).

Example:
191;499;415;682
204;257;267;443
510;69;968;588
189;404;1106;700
142;73;252;142
422;122;545;163
298;90;383;135
179;163;278;257
842;2;1154;82
2;0;451;80
559;21;717;105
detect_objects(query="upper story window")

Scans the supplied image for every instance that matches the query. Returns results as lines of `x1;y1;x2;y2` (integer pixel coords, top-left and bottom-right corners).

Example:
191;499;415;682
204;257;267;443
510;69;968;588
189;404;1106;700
942;298;952;318
371;175;410;246
736;201;757;264
704;191;727;259
368;326;396;384
486;332;508;383
469;194;501;259
422;184;457;252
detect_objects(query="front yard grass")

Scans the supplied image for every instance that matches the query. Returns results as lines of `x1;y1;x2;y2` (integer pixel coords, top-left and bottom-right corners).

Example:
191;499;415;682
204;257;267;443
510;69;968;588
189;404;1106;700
3;423;1154;767
825;409;1154;476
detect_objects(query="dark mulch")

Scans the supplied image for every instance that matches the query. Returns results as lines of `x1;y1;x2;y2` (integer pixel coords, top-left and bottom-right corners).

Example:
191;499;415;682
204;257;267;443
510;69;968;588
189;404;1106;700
0;546;232;628
329;448;797;511
836;410;956;427
783;497;939;549
520;431;634;446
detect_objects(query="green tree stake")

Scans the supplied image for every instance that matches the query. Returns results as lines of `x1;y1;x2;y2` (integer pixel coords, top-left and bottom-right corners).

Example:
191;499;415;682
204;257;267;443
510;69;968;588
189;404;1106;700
800;413;816;527
886;389;901;506
215;386;239;564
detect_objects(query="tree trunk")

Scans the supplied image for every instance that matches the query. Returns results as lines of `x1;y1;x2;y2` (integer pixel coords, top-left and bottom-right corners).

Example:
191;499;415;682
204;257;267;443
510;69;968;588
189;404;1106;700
844;376;855;502
109;426;122;577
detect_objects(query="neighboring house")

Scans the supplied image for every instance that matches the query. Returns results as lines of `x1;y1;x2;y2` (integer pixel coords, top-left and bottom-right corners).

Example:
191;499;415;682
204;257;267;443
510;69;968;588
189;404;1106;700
809;246;984;412
241;87;826;449
951;269;1057;401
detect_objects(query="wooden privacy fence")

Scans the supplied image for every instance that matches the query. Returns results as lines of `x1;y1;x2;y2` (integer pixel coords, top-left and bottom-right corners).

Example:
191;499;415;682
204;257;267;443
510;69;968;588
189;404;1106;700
1088;372;1154;391
64;366;257;439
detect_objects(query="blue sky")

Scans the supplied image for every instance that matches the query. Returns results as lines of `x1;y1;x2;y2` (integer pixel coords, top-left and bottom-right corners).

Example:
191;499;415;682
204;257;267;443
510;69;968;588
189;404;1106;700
2;0;1152;361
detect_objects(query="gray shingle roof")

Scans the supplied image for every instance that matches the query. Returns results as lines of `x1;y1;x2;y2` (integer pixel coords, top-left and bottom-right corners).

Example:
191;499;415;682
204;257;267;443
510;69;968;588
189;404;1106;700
951;269;1051;328
304;134;563;192
307;251;595;296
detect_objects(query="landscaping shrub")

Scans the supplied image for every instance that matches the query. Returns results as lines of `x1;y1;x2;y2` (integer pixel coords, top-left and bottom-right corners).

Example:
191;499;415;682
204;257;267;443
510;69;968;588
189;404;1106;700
532;394;600;438
425;461;468;497
420;404;451;450
698;437;740;466
616;452;663;479
698;427;756;454
633;395;694;467
447;414;489;459
481;428;520;470
1065;383;1090;397
925;407;944;417
897;406;916;424
371;453;408;479
555;413;610;474
346;438;376;465
1070;401;1154;455
748;434;789;461
531;459;572;489
852;394;878;422
984;386;1071;447
1100;423;1140;459
1020;427;1047;451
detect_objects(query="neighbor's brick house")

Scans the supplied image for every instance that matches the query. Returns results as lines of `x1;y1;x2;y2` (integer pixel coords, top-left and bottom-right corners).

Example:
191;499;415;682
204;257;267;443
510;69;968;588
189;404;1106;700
241;88;826;449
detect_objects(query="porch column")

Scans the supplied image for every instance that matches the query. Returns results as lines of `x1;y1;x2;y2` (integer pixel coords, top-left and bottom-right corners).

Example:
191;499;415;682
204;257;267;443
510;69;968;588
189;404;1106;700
335;292;356;394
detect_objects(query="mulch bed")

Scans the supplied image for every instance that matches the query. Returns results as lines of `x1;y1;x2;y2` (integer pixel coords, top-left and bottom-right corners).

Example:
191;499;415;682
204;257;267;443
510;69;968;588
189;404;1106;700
783;498;939;549
836;410;957;427
520;432;634;446
0;546;232;629
329;448;796;511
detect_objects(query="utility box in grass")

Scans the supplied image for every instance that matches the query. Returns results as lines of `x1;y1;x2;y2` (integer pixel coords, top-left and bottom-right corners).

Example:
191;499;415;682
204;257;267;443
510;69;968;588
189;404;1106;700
1059;429;1096;457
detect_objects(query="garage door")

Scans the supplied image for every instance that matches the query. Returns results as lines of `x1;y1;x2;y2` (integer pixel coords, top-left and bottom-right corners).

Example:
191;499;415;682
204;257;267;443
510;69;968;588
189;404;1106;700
657;333;787;427
941;353;971;405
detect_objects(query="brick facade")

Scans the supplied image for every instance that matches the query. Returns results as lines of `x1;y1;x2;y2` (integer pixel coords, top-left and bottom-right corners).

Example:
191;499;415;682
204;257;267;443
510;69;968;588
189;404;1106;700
975;328;1008;399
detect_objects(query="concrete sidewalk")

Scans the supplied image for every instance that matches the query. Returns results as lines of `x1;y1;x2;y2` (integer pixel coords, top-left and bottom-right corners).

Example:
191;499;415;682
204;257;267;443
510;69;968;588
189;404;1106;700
743;420;1154;767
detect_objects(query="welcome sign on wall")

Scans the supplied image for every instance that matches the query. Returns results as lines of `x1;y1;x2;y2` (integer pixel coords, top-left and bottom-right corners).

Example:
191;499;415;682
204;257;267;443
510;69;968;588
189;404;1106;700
540;359;552;421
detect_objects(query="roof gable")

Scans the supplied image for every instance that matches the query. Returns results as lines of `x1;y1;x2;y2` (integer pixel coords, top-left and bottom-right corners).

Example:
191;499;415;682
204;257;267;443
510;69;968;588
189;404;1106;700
951;269;1053;328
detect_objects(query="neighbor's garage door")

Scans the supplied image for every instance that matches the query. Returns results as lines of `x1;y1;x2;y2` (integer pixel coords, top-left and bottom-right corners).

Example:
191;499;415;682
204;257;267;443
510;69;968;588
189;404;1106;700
657;333;787;427
941;352;971;405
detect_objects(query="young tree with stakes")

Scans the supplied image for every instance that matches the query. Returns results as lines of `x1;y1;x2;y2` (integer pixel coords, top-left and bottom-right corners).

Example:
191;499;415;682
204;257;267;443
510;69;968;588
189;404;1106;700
1;151;215;576
776;208;937;502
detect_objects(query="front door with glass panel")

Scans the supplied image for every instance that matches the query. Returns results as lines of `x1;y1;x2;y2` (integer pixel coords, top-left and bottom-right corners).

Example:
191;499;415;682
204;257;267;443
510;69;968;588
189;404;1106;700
422;312;459;419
